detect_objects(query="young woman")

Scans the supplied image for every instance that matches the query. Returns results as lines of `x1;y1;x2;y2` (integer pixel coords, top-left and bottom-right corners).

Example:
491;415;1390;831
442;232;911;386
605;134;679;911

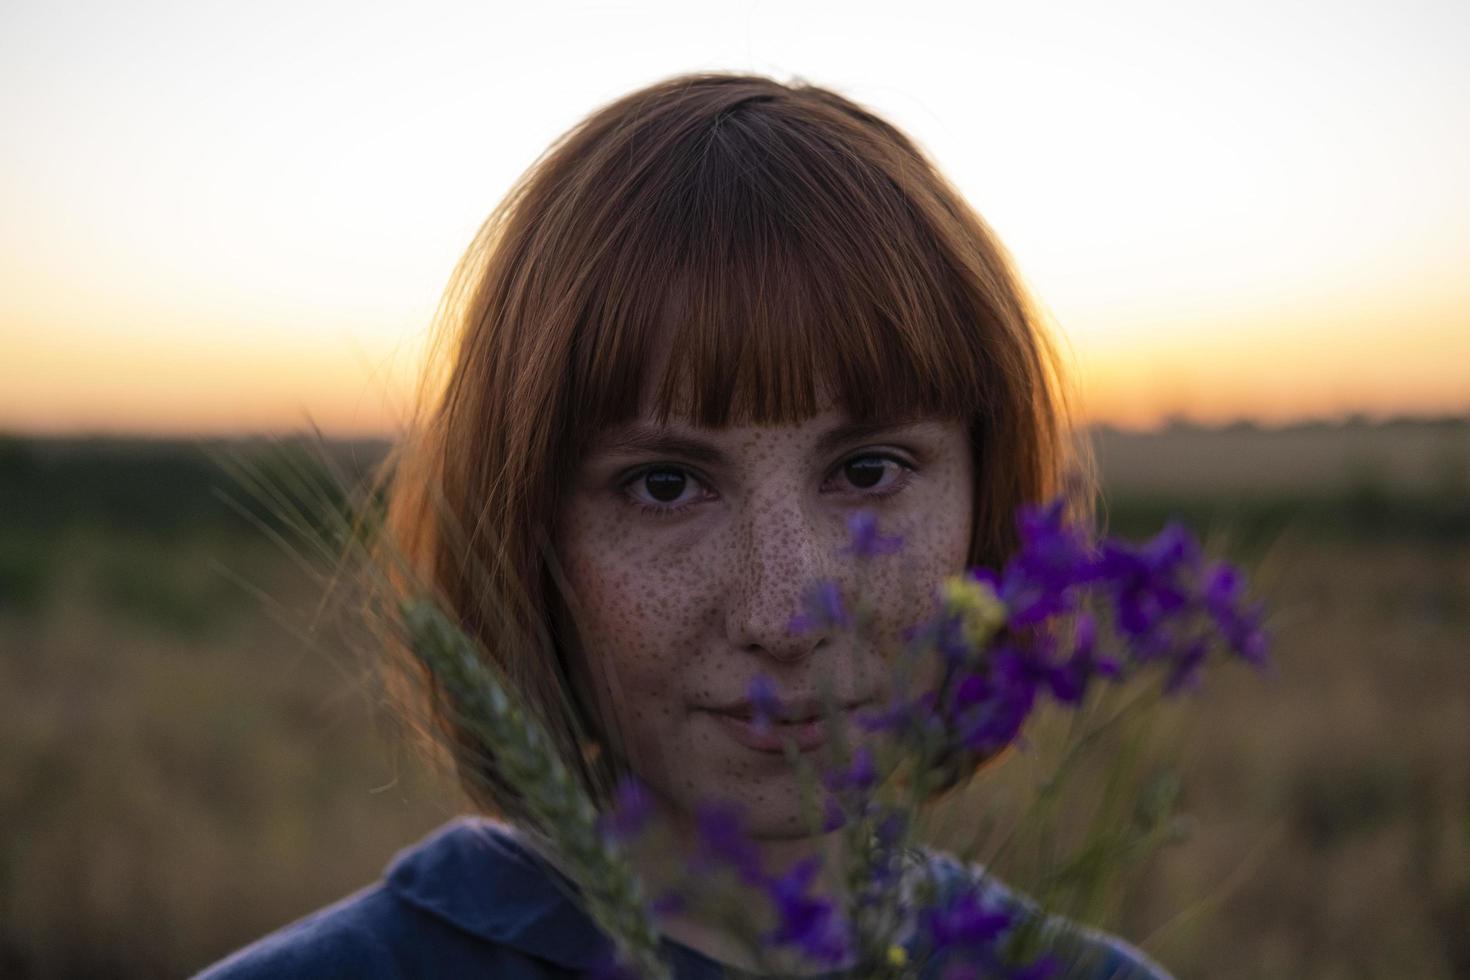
198;72;1171;978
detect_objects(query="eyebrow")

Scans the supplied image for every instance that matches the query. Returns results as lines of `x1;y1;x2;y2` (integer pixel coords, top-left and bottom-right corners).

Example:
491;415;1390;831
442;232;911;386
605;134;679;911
589;418;932;466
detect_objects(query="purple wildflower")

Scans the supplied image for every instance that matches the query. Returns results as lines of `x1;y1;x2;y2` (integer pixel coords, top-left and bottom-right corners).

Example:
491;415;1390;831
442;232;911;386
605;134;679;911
1204;561;1242;616
996;499;1100;627
693;801;763;884
1084;522;1271;687
842;806;912;898
922;885;1060;980
898;601;974;665
872;503;1273;768
746;674;781;736
1164;635;1210;694
788;579;851;635
921;886;1014;952
953;676;1035;752
1145;520;1201;568
598;777;654;843
943;639;1053;752
875;808;907;848
1045;611;1120;704
820;794;847;832
823;745;878;795
844;510;904;558
1202;560;1270;668
763;856;855;966
1095;531;1194;645
856;690;942;739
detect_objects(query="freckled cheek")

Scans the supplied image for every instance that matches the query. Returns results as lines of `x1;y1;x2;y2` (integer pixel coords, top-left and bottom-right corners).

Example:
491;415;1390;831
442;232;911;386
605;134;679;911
566;547;721;700
860;565;929;647
568;559;729;793
858;523;970;654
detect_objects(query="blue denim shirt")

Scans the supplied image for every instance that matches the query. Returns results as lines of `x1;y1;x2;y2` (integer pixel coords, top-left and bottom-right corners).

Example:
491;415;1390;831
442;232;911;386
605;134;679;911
194;818;1171;979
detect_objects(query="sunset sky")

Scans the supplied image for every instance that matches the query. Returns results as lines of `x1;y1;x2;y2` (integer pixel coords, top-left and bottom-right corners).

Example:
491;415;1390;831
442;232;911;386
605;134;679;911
2;0;1466;436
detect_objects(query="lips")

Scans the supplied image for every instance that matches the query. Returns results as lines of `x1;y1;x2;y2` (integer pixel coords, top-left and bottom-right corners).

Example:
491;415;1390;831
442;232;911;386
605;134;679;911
706;695;870;725
701;696;871;754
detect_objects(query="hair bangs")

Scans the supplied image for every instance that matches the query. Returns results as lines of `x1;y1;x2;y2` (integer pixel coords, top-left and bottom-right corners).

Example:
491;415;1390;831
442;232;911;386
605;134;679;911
564;101;988;445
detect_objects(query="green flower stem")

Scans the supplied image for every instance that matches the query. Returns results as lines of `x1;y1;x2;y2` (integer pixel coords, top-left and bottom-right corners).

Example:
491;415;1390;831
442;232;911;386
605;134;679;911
399;598;672;980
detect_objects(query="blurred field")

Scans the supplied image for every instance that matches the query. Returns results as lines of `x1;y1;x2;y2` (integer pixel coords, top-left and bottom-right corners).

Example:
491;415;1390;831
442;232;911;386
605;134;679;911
1;419;1467;979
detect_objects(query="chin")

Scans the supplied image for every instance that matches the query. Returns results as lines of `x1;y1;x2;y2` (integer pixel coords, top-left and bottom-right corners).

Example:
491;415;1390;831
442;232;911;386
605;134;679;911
722;789;831;841
746;813;830;842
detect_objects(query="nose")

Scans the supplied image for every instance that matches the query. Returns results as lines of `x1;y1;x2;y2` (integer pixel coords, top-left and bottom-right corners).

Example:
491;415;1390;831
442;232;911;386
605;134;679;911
723;495;840;664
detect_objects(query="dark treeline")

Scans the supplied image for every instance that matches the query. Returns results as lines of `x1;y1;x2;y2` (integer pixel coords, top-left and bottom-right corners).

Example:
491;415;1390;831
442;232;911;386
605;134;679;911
0;435;390;537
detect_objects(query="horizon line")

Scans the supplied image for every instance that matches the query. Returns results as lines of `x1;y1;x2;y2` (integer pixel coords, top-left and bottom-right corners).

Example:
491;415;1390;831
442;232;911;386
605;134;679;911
5;407;1470;444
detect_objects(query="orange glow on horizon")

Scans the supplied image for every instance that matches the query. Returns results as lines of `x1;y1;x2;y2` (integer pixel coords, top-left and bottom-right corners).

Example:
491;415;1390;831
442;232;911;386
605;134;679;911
3;2;1466;438
4;288;1466;438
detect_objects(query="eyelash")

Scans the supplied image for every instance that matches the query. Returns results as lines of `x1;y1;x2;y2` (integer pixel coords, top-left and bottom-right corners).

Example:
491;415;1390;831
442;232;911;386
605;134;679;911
618;452;918;519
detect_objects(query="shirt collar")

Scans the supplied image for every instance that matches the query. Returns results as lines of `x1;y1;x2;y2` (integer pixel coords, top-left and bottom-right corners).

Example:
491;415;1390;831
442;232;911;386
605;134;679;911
384;816;616;971
383;818;945;979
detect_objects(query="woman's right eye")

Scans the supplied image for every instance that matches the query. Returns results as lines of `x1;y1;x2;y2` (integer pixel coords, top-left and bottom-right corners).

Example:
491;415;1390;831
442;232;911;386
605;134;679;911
621;466;710;516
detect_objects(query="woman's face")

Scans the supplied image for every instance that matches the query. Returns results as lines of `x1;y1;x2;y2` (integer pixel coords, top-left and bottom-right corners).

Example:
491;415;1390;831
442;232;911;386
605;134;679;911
555;398;974;837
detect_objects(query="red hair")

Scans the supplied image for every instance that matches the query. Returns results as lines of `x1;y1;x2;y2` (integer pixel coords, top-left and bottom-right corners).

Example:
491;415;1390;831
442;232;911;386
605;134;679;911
371;72;1094;819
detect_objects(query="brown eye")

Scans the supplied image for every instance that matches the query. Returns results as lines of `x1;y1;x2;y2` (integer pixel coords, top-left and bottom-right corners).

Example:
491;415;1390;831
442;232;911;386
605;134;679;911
621;464;711;517
643;468;687;502
829;453;916;500
843;456;888;489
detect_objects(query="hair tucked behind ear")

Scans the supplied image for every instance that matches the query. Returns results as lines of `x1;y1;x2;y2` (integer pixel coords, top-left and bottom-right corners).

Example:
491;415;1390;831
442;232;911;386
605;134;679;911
361;71;1097;821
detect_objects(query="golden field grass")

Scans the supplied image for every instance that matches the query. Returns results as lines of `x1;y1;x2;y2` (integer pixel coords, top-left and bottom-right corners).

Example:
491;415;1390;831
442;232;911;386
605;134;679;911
0;421;1466;979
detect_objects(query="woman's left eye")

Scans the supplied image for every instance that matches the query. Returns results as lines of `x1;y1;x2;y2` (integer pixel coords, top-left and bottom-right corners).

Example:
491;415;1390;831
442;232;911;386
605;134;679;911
828;453;915;497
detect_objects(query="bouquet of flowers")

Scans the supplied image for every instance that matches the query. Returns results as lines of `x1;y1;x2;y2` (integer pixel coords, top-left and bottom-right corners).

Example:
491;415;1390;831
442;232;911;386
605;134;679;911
396;496;1269;979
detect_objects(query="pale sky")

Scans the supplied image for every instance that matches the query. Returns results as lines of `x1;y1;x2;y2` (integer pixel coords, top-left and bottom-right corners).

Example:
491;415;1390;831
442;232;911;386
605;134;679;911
2;0;1466;435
